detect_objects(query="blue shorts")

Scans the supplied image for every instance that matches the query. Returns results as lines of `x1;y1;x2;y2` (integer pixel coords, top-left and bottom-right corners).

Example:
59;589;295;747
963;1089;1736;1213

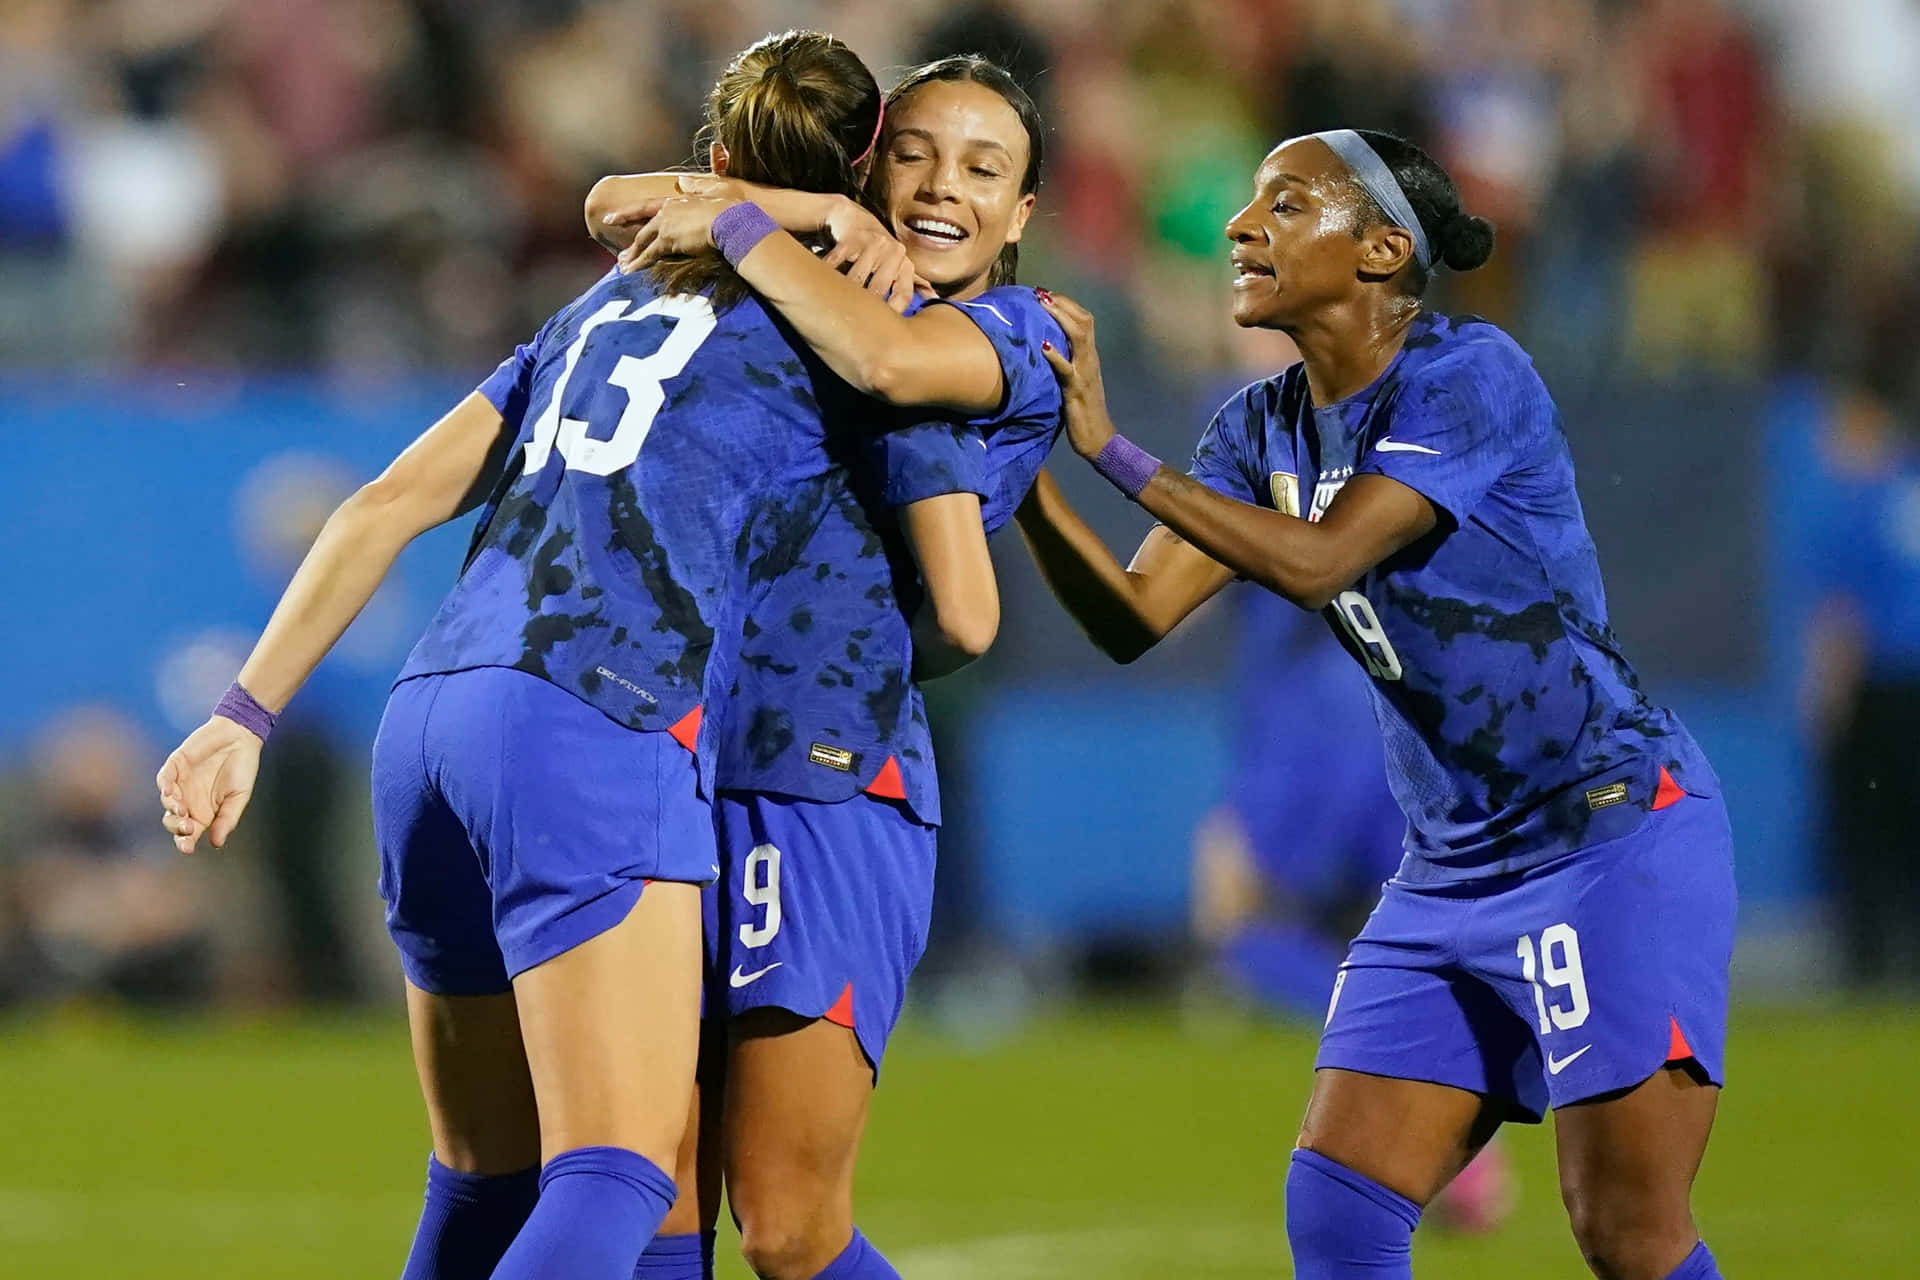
706;793;936;1074
1316;792;1735;1120
372;667;717;996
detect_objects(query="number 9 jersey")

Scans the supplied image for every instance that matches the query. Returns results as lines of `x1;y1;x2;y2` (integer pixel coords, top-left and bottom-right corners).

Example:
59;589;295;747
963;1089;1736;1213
1187;311;1718;884
399;268;859;781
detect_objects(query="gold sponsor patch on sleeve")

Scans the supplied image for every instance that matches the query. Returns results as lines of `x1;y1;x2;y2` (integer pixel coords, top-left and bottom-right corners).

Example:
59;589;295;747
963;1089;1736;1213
808;743;855;772
1584;781;1630;811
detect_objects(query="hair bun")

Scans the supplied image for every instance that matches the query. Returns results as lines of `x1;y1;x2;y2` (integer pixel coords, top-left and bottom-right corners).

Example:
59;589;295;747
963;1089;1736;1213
1438;211;1495;272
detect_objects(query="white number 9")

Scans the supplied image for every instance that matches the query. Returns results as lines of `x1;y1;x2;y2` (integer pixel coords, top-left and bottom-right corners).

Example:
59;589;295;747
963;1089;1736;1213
739;843;783;948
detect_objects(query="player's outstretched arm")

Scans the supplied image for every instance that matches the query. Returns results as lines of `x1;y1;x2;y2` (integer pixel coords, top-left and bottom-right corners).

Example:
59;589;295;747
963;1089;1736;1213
157;392;515;854
1014;470;1234;663
901;492;999;679
625;195;1005;413
1036;293;1437;611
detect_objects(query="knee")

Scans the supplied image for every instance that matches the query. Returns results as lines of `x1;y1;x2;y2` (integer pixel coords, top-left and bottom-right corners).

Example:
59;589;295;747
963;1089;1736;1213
732;1182;850;1280
736;1217;842;1280
1561;1181;1695;1280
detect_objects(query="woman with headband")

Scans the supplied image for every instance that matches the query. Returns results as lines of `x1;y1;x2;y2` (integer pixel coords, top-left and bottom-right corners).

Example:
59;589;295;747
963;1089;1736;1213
1018;130;1733;1280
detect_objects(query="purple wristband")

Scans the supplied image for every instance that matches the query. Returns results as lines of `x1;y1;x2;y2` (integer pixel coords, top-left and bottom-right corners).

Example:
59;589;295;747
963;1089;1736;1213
1091;435;1163;500
213;682;276;741
711;202;779;267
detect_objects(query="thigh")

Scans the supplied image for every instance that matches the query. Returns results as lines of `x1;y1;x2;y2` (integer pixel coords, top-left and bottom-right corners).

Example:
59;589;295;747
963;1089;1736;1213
1300;1068;1507;1207
1462;796;1737;1112
404;981;540;1174
722;1008;873;1236
1553;1065;1718;1275
711;794;936;1075
511;879;703;1168
373;677;510;997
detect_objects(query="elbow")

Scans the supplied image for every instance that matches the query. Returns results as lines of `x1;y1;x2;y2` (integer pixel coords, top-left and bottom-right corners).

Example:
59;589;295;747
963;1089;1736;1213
858;353;913;406
1268;564;1348;613
1095;616;1162;665
933;600;1000;662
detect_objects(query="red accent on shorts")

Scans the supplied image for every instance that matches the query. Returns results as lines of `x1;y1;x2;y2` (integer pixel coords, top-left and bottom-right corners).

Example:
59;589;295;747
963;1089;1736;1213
1666;1016;1693;1061
1652;766;1685;811
824;982;855;1029
667;705;703;753
864;755;907;801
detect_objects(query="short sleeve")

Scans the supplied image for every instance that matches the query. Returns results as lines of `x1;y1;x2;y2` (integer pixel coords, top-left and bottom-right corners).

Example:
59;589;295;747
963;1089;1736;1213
877;418;989;507
1358;358;1522;526
939;288;1069;534
1187;385;1264;506
476;315;555;431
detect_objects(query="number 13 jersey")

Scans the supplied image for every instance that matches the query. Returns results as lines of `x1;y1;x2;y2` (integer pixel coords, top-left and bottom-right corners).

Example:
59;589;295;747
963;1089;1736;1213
400;269;858;768
1187;310;1715;884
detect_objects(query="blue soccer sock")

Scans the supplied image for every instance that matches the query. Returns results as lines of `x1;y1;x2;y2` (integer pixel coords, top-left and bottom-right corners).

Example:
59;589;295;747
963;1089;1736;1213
634;1230;715;1280
1286;1147;1422;1279
399;1155;539;1280
811;1229;902;1280
1663;1241;1722;1279
493;1145;677;1280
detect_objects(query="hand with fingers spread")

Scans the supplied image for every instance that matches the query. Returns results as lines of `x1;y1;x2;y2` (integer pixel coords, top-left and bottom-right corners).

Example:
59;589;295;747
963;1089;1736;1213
156;716;263;854
817;198;926;313
1034;289;1117;458
619;194;742;274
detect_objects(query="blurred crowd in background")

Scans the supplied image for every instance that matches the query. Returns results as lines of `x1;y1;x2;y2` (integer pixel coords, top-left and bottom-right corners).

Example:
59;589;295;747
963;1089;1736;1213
6;0;1920;1014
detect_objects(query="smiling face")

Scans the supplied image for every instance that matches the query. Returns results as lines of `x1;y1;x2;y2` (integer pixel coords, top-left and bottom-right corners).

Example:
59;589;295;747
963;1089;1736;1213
1225;137;1408;330
877;78;1036;298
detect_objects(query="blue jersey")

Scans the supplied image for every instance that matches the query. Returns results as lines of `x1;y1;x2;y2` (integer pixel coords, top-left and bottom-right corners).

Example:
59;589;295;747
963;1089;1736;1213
938;286;1067;532
399;269;859;787
704;285;1062;821
1189;311;1715;883
708;413;985;824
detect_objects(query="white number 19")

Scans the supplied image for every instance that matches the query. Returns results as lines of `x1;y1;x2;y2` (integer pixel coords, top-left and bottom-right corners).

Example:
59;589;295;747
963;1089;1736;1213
1517;923;1590;1033
1331;590;1404;681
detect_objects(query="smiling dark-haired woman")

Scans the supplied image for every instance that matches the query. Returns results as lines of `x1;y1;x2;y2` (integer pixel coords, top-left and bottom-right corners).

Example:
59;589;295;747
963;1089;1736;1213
1019;129;1734;1280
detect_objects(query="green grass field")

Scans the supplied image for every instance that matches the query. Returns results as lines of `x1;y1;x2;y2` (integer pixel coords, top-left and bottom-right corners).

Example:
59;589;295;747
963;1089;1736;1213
2;1002;1915;1277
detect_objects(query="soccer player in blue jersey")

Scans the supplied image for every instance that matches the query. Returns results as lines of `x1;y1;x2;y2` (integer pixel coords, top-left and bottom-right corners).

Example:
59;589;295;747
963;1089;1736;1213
592;57;1061;1280
155;32;926;1280
1014;131;1735;1280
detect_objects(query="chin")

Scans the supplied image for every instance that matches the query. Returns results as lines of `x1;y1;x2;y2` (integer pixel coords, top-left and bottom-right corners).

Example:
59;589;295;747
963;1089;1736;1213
1231;299;1283;329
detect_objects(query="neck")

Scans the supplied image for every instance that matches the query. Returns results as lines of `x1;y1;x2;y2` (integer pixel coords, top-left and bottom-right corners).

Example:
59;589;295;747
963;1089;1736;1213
1285;295;1422;405
939;272;993;302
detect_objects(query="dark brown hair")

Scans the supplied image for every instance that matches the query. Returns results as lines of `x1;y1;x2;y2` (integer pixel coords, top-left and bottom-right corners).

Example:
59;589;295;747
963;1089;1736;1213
649;31;882;309
878;55;1044;289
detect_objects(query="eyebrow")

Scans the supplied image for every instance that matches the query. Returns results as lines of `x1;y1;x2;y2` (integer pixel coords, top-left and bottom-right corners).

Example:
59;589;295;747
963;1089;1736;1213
892;127;1016;160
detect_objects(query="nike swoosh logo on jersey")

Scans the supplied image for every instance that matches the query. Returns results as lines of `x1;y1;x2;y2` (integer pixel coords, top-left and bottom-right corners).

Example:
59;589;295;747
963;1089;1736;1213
1546;1044;1592;1075
729;962;783;989
1374;438;1442;455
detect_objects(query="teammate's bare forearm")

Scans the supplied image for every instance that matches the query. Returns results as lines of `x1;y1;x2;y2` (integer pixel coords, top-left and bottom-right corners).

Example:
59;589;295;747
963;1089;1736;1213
1013;470;1232;663
1129;469;1436;612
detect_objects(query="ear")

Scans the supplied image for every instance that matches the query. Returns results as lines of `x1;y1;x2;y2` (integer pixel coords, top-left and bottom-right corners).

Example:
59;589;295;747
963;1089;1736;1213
1003;191;1038;246
1360;225;1416;279
709;142;730;176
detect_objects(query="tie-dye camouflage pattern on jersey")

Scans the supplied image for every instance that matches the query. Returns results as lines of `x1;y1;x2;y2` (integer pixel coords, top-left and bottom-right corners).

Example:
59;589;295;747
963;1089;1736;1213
399;269;861;795
703;285;1064;823
704;414;988;825
1188;310;1717;883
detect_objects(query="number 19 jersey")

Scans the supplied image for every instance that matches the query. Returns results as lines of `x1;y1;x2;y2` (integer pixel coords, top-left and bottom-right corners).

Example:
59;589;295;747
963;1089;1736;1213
399;269;856;769
1188;311;1716;883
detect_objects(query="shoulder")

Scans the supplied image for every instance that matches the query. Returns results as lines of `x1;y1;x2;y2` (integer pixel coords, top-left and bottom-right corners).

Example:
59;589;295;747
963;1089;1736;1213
944;286;1067;350
1397;314;1549;422
1210;367;1300;434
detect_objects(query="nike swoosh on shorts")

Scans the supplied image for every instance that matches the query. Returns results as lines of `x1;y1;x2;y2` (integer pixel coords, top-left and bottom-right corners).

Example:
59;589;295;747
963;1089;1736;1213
729;962;784;989
1546;1044;1592;1075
